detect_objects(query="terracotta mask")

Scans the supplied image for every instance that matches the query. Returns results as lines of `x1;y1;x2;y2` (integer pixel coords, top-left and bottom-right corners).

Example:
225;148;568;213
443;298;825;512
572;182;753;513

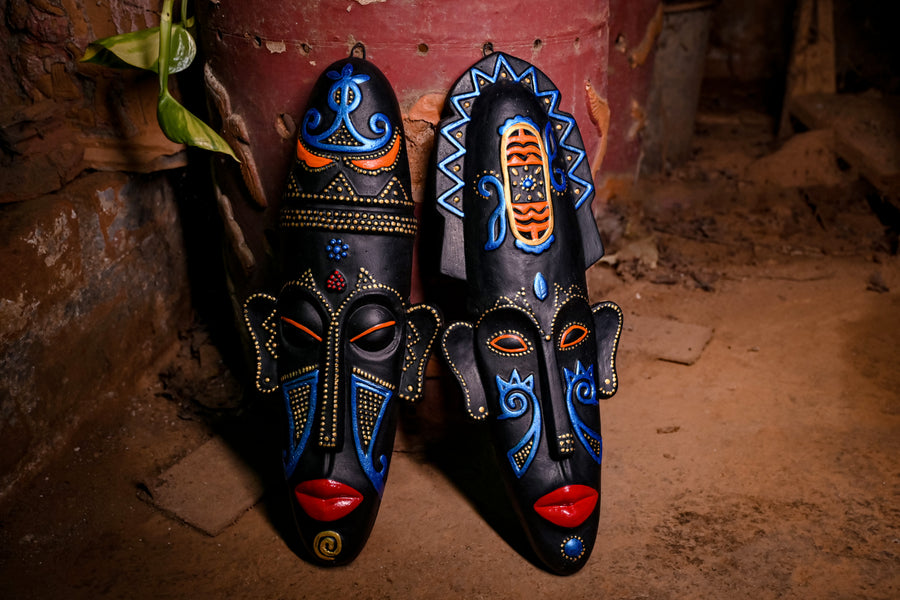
434;52;622;574
244;55;441;565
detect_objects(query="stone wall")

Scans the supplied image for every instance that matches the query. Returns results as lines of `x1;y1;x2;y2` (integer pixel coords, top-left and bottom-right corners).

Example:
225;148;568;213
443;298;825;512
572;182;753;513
1;0;193;501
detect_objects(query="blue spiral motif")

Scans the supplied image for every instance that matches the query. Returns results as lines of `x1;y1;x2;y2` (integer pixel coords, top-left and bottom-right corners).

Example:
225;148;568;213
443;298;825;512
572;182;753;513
564;361;602;464
496;369;542;477
301;63;392;153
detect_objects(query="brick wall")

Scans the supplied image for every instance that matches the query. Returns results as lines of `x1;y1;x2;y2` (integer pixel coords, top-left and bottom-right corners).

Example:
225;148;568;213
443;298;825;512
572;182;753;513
0;0;193;501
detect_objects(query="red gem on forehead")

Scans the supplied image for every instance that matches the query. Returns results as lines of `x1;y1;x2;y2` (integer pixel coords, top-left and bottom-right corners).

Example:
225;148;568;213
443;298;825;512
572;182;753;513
325;269;347;293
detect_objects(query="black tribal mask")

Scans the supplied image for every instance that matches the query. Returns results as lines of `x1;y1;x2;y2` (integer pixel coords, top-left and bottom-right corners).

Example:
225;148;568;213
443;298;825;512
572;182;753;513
244;55;440;566
434;52;622;575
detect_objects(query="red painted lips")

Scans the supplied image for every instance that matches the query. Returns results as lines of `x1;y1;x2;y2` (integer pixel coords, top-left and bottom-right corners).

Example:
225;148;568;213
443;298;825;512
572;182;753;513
533;485;599;528
294;479;363;522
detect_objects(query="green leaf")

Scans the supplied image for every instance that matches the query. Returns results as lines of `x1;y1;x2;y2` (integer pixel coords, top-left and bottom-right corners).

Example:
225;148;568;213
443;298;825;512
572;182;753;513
80;24;196;74
154;0;237;161
158;93;239;161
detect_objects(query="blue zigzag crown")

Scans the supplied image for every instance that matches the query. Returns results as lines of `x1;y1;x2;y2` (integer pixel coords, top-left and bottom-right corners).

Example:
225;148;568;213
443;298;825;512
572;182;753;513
435;52;594;219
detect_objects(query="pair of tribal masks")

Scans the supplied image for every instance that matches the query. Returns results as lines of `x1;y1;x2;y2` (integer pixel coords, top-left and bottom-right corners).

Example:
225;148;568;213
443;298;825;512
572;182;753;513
244;55;441;565
244;49;621;575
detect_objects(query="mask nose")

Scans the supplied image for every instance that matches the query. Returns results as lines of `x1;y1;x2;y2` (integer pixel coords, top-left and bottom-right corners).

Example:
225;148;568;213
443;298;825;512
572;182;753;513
540;340;575;461
314;326;344;451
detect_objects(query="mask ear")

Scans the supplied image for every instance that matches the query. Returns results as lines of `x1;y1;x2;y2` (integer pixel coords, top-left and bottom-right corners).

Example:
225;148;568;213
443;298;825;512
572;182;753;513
592;301;623;398
398;304;443;403
441;322;489;421
243;293;280;393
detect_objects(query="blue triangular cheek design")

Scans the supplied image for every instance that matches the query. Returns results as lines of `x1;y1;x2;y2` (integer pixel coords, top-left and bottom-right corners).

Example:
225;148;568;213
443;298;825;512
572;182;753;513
282;369;319;478
350;372;393;496
564;361;603;464
496;369;542;478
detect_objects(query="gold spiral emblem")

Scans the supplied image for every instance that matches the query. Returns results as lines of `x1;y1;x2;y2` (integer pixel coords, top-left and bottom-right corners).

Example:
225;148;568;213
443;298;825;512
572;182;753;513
313;530;342;560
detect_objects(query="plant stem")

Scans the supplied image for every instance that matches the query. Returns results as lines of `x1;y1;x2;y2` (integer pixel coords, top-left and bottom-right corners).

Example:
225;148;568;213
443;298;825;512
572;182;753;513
158;0;174;99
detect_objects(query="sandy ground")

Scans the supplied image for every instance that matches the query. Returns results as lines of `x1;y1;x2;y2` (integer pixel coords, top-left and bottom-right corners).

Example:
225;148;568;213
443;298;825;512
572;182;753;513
1;85;898;599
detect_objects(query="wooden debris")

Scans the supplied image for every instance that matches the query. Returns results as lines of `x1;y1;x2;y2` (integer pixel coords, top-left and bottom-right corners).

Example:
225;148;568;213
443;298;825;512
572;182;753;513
780;0;836;136
789;92;900;196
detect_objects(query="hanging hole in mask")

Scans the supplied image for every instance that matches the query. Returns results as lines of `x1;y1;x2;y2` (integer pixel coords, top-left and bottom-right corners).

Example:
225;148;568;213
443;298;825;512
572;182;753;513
347;304;398;353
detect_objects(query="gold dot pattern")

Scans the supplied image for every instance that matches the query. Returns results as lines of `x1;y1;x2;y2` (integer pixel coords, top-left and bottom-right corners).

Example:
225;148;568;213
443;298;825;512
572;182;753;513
557;432;575;455
285;171;413;208
281;207;417;237
356;387;386;449
513;439;534;471
583;429;602;458
287;384;312;446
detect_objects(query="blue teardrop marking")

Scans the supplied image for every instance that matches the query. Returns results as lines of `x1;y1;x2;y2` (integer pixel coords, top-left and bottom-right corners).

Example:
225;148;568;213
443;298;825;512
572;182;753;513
534;273;548;301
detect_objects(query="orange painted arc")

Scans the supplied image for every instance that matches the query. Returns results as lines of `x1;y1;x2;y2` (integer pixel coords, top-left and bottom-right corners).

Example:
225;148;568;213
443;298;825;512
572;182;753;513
350;134;402;171
349;320;396;343
296;142;334;168
281;316;323;342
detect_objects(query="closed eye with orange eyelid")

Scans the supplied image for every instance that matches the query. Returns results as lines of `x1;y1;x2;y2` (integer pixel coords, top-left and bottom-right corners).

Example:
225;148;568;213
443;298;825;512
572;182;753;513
489;333;530;355
349;320;396;343
559;324;588;349
281;316;323;342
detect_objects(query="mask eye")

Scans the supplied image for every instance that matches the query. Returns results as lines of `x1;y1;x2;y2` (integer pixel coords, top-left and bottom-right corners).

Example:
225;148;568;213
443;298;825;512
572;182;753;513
559;323;588;349
489;332;530;355
347;304;398;353
281;316;323;343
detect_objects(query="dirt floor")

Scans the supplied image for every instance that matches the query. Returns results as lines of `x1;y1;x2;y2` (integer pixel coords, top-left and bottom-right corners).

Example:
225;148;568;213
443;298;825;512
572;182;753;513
1;84;899;599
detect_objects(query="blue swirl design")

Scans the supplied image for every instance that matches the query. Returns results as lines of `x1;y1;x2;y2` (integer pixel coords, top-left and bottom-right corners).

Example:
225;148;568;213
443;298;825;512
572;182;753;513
437;54;593;218
350;372;393;495
301;63;392;153
479;174;506;250
564;361;603;464
282;369;319;477
515;234;555;255
496;369;542;478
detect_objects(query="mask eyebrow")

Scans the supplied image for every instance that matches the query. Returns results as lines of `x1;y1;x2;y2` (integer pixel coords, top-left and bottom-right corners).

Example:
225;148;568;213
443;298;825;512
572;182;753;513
281;316;323;342
350;133;401;171
296;141;334;169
